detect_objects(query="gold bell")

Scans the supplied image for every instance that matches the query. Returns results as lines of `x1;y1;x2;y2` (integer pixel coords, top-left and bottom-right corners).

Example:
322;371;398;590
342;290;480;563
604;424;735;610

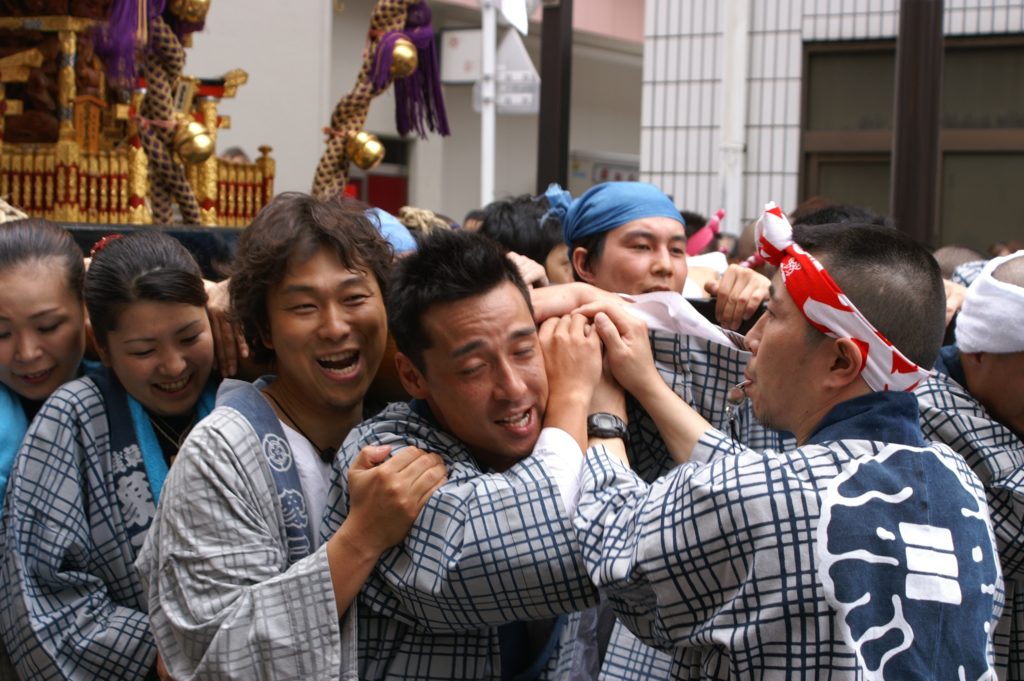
173;116;215;165
169;0;212;23
346;131;385;170
390;38;418;79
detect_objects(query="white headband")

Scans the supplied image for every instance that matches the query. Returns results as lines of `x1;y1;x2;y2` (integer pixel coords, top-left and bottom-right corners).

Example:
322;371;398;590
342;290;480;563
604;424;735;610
956;250;1024;354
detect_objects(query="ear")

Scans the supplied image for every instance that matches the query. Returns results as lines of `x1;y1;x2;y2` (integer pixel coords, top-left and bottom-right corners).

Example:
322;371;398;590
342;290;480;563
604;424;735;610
87;319;111;366
259;324;274;352
394;351;430;400
571;247;598;285
960;351;984;369
825;337;866;389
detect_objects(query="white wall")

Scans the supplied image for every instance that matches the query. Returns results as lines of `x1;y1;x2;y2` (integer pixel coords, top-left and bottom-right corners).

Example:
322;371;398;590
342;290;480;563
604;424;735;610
183;0;333;193
180;0;642;220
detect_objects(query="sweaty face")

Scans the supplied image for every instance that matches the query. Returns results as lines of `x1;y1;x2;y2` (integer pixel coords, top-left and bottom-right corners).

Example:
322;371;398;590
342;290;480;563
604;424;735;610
0;260;86;401
965;351;1024;439
575;217;688;295
742;272;829;439
263;247;388;420
403;281;548;472
100;300;214;417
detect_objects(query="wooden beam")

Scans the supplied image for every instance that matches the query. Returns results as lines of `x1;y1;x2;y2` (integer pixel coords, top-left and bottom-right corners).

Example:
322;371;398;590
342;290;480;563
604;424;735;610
535;0;573;193
891;0;944;247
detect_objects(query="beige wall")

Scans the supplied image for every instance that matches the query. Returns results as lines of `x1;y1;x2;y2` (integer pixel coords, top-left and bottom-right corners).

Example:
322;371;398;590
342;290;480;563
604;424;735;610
184;0;333;194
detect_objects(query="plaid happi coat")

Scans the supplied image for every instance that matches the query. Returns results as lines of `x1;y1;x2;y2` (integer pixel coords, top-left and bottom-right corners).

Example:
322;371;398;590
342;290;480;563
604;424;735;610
918;345;1024;679
0;376;158;680
575;391;1005;680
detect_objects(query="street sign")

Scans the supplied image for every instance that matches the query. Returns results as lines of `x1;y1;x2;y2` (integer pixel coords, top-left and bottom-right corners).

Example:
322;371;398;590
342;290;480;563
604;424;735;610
472;28;540;114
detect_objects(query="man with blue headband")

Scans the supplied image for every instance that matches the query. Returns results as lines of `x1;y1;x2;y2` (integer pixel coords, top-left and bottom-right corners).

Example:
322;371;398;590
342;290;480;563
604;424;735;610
543;182;769;329
535;182;789;677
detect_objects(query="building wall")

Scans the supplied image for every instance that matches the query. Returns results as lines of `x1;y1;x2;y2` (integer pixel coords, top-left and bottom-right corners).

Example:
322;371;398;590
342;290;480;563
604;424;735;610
642;0;1024;232
185;0;333;194
178;0;642;222
440;0;646;44
338;0;642;222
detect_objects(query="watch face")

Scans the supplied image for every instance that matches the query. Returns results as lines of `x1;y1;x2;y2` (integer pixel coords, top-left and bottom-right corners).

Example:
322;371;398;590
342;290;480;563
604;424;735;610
588;412;627;438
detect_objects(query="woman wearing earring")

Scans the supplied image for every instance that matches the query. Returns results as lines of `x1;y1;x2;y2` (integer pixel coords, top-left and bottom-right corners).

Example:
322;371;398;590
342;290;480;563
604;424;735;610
0;231;217;680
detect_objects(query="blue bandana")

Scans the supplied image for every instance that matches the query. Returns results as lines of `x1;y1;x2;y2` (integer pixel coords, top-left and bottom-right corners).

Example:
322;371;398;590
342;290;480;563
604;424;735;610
562;182;684;245
539;183;573;227
368;207;417;254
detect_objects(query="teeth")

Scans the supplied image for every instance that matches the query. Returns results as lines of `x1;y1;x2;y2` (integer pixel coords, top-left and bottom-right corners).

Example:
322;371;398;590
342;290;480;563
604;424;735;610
318;350;358;373
497;411;530;427
157;377;189;392
320;350;357;363
19;369;51;380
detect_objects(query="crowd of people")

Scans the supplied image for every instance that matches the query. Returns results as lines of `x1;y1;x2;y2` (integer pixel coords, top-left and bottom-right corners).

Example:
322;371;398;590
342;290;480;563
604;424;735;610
0;181;1020;681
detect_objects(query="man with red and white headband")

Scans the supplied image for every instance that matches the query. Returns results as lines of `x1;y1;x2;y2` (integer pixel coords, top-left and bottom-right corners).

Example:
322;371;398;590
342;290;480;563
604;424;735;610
556;204;1004;679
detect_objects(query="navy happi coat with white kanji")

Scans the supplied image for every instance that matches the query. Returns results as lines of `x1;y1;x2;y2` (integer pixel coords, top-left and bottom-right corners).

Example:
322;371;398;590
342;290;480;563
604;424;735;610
575;391;1004;680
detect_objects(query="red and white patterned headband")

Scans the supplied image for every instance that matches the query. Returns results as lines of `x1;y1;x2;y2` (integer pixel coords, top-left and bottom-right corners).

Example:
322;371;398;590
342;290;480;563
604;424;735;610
755;202;932;392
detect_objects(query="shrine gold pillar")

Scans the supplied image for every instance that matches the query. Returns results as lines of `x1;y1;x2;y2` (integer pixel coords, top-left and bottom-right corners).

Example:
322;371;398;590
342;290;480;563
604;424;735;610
53;30;81;222
195;97;219;226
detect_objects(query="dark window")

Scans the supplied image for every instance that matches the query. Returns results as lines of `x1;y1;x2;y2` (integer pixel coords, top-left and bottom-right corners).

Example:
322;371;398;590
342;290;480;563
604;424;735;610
799;36;1024;251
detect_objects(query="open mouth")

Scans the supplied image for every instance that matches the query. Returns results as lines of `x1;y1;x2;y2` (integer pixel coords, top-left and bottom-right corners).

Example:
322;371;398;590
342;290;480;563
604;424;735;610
318;350;360;378
15;367;54;385
495;409;532;431
155;374;192;394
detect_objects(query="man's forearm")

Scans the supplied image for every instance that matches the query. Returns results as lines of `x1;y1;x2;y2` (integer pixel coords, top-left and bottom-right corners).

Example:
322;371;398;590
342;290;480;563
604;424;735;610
544;391;591;452
632;379;712;464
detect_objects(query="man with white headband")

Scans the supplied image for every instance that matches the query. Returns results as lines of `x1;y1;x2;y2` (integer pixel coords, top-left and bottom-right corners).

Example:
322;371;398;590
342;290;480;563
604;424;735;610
555;204;1003;679
915;249;1024;679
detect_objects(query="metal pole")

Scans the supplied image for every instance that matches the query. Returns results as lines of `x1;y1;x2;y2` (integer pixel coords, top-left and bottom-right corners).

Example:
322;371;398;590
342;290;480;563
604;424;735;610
719;0;750;235
480;0;497;206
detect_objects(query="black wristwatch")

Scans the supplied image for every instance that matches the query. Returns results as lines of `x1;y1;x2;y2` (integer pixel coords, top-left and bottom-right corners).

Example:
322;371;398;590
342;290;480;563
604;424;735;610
587;412;628;440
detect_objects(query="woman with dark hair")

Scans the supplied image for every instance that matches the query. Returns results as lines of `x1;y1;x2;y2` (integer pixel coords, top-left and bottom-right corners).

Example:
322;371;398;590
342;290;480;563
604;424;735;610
0;217;91;679
0;219;89;514
0;231;217;680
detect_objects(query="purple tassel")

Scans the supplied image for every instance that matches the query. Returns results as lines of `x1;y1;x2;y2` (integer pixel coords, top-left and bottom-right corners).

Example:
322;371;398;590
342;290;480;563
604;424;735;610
371;1;449;138
93;0;205;88
372;31;405;92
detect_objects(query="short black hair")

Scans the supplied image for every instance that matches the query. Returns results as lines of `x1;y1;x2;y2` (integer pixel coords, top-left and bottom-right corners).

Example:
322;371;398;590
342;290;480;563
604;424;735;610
793;222;946;368
680;210;708;239
85;231;207;347
569;231;609;282
0;218;84;300
478;194;562;265
388;229;531;371
462;208;487;225
230;192;393;365
792;204;892;229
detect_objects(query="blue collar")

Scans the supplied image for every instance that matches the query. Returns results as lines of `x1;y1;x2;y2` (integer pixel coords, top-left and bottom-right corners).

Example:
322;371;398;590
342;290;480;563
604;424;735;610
806;391;926;447
932;344;968;388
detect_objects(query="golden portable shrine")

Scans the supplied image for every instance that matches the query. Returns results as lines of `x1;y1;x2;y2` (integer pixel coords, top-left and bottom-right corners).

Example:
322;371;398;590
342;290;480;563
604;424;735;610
0;0;272;227
0;0;449;227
